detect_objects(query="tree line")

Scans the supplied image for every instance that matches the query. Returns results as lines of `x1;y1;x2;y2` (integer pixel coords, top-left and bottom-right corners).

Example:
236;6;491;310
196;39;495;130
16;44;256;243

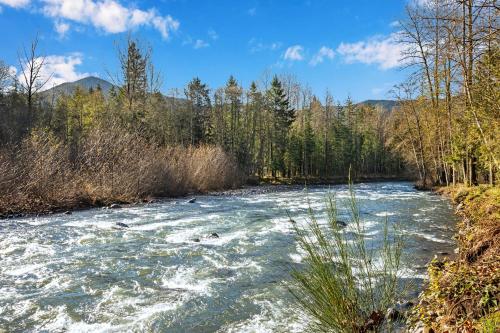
0;37;404;181
389;0;498;187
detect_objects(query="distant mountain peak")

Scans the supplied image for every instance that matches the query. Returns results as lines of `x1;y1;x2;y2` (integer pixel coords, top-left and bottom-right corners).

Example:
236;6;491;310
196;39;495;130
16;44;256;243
41;76;115;101
357;99;398;111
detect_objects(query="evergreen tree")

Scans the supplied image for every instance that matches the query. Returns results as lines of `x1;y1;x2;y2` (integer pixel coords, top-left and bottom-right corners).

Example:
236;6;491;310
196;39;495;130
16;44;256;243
185;77;211;145
267;76;295;177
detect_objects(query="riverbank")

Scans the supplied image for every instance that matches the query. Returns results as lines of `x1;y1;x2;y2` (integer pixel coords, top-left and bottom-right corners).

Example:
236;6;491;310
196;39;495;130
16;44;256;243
0;172;409;219
0;128;243;219
411;185;500;332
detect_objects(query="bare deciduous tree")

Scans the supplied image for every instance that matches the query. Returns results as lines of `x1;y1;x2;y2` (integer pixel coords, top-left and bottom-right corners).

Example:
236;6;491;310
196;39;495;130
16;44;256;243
18;36;51;125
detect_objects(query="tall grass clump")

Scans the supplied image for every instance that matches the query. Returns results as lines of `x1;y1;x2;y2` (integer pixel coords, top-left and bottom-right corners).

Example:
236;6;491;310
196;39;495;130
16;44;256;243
0;125;242;215
289;184;406;333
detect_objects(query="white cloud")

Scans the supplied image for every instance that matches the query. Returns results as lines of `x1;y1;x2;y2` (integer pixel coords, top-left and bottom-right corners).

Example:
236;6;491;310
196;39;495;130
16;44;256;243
390;20;400;27
248;38;282;53
413;0;431;7
337;33;406;70
8;66;17;76
40;0;179;39
0;0;30;8
208;29;218;40
283;45;304;61
309;46;335;66
54;20;70;38
17;53;89;90
193;39;209;49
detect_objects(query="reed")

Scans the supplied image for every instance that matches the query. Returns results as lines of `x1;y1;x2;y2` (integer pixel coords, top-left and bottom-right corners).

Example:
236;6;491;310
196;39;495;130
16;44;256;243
289;183;406;332
0;125;242;215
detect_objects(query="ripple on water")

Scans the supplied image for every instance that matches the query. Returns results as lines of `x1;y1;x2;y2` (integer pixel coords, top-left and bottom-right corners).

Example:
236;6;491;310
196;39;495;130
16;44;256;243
0;182;457;332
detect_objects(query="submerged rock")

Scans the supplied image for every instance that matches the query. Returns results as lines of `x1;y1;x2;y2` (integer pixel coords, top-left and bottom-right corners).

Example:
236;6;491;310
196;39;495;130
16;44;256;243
63;211;72;215
336;221;348;227
115;222;129;228
187;198;196;203
192;238;201;243
209;232;219;238
110;204;122;209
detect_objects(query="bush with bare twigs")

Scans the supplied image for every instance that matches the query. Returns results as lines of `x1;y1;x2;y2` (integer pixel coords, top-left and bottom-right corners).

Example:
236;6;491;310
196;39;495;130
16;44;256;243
0;126;242;215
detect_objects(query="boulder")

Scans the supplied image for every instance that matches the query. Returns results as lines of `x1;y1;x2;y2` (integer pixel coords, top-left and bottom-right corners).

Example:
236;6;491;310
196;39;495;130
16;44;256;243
192;238;201;243
64;211;72;215
115;222;129;228
209;232;219;238
187;198;196;203
110;204;122;209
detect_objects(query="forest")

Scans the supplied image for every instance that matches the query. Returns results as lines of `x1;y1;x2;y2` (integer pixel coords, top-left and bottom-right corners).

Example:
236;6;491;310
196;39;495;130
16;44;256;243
0;0;498;213
0;41;405;214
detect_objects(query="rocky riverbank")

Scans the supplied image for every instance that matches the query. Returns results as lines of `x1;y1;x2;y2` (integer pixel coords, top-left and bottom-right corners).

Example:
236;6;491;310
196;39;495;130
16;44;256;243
410;186;499;332
0;176;409;219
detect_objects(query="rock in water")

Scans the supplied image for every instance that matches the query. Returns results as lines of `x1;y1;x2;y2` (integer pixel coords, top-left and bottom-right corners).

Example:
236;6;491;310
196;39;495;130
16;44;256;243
192;238;201;243
385;307;402;321
210;233;219;238
64;211;72;215
116;222;129;228
188;198;196;203
110;204;122;209
336;221;347;227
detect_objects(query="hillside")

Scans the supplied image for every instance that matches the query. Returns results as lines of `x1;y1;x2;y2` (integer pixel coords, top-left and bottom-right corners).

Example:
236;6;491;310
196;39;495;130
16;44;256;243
41;76;115;101
358;99;398;111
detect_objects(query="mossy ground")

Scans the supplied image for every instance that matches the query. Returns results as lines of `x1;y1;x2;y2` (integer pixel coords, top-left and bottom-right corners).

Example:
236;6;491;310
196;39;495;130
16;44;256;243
410;186;500;332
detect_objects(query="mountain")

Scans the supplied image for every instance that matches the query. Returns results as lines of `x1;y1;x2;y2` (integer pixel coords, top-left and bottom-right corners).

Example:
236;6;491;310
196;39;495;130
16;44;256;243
41;76;115;101
357;99;398;111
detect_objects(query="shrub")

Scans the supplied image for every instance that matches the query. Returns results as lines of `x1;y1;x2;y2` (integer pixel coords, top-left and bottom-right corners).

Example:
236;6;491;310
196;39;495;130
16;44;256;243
289;185;406;333
0;125;243;214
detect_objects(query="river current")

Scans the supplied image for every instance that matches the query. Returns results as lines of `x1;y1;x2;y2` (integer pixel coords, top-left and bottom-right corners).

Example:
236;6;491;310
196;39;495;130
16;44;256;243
0;182;457;332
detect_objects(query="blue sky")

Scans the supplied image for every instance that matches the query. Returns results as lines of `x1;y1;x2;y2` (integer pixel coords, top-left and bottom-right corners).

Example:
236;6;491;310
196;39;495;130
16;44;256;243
0;0;412;101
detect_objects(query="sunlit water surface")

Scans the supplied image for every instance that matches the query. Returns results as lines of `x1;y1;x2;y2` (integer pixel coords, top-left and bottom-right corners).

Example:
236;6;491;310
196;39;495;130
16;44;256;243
0;182;457;332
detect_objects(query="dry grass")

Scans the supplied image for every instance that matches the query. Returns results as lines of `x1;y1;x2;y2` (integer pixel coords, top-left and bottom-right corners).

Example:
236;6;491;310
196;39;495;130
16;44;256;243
0;126;242;215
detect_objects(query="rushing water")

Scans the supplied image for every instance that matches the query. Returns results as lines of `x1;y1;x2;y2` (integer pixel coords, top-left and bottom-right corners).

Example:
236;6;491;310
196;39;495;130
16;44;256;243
0;182;457;333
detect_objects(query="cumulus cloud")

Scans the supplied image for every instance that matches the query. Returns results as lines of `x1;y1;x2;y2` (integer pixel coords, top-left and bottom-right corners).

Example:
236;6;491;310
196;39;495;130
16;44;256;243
1;0;179;39
309;46;335;66
0;0;30;8
41;0;179;38
283;45;304;61
193;39;209;49
337;33;406;69
54;20;70;38
18;53;90;90
8;66;17;76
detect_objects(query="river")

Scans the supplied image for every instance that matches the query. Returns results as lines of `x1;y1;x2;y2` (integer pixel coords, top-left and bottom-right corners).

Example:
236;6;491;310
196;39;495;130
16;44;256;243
0;182;457;332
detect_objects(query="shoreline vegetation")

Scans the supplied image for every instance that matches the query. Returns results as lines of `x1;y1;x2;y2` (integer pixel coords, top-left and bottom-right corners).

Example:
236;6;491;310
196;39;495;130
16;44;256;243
410;186;499;332
0;164;412;220
0;126;243;218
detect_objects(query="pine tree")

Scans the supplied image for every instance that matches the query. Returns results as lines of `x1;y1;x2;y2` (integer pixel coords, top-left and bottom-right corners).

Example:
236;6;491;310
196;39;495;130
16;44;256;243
267;76;294;177
185;77;211;145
